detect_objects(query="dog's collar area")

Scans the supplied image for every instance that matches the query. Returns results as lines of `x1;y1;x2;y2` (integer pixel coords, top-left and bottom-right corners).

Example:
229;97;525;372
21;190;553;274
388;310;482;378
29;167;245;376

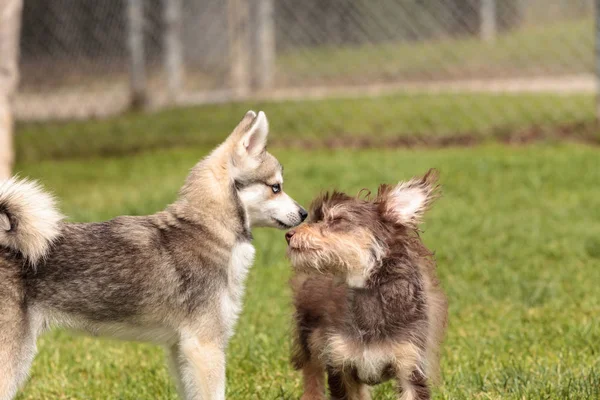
238;230;253;243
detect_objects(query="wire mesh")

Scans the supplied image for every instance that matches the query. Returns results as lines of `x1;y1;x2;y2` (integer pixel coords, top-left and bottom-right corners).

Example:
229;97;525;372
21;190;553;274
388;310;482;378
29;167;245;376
14;0;596;132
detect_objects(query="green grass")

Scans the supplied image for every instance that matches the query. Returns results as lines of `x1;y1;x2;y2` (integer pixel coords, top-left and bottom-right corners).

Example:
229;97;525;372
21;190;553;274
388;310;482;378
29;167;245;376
16;92;596;163
277;19;593;85
9;15;599;399
12;142;600;399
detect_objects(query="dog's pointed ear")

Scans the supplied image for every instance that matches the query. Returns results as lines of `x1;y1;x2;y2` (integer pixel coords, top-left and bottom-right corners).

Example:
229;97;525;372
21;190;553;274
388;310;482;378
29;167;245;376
232;110;269;159
0;213;10;231
379;169;440;227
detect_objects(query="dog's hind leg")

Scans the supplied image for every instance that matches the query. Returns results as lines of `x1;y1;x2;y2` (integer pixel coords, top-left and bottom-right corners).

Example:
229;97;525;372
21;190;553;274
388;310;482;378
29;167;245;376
166;344;187;400
299;359;326;400
0;329;35;400
0;293;37;399
173;334;226;400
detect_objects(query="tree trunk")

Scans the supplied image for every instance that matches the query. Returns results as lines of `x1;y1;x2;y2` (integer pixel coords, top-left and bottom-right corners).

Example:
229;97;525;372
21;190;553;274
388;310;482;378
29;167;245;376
163;0;184;101
480;0;496;42
0;0;23;180
250;0;275;90
127;0;147;109
228;0;250;97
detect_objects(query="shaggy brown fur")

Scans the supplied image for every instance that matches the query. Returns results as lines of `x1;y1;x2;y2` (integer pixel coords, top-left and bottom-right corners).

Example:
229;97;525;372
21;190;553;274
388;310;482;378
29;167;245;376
287;170;447;400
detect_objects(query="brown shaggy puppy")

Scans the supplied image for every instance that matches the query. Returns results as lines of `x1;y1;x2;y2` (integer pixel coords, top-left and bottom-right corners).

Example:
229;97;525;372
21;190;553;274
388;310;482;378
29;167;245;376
286;170;447;400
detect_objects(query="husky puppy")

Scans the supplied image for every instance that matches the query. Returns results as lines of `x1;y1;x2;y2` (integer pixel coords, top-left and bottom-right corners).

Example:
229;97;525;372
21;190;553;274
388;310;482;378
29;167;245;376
287;170;447;400
0;111;307;400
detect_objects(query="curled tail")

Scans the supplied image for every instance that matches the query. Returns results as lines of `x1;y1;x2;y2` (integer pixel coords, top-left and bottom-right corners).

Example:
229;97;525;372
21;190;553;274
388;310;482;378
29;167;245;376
0;178;63;265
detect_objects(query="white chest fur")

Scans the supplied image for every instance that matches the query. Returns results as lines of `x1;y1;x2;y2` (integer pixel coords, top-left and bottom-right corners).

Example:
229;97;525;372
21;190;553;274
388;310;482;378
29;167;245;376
221;242;256;339
325;334;423;383
326;334;395;383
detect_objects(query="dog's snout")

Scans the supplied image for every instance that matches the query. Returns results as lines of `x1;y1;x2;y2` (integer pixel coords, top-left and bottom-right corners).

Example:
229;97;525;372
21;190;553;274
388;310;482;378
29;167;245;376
285;230;296;244
299;208;308;222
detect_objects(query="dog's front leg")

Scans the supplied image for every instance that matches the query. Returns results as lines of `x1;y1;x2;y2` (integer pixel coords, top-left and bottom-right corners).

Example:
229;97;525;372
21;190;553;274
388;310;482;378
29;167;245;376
396;369;430;400
174;335;226;400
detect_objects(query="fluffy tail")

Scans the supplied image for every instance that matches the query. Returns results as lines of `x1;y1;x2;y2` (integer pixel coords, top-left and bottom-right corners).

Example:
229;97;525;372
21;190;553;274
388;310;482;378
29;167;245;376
0;178;63;264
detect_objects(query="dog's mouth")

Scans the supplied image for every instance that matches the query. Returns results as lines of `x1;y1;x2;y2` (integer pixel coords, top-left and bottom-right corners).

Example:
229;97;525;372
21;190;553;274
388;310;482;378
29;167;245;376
286;243;317;252
273;218;293;229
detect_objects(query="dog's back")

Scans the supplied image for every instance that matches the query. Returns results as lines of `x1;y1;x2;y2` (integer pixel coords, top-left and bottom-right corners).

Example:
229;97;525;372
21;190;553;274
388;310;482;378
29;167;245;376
24;214;231;338
0;184;237;348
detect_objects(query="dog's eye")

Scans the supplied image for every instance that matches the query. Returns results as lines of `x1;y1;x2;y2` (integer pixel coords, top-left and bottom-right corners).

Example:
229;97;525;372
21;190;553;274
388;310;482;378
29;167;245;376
329;217;343;225
271;184;281;193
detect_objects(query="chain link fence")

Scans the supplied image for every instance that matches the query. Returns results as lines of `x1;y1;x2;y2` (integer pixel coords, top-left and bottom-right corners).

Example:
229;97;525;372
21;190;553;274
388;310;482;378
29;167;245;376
15;0;596;129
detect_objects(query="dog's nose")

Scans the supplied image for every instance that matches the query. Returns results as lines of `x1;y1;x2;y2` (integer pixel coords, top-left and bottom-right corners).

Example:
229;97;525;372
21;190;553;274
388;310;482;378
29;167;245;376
299;208;308;222
285;230;296;244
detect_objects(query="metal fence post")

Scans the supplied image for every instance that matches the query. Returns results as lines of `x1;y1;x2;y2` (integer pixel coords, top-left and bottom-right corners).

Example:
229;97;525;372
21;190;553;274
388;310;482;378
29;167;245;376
127;0;147;108
228;0;250;98
163;0;183;102
596;0;600;121
0;0;22;179
250;0;275;90
480;0;496;42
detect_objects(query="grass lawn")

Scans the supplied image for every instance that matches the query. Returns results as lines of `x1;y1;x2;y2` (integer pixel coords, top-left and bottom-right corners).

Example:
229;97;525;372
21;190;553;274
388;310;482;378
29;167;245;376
12;140;600;399
15;93;596;162
276;19;593;85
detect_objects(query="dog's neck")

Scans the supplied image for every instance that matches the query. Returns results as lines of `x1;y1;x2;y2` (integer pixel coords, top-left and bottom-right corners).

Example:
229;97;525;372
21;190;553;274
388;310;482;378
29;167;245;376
345;251;419;292
342;257;425;342
344;242;386;289
171;144;251;242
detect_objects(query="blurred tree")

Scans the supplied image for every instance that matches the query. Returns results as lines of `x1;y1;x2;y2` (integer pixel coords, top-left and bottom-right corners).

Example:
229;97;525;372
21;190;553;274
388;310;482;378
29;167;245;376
497;0;522;32
0;0;22;179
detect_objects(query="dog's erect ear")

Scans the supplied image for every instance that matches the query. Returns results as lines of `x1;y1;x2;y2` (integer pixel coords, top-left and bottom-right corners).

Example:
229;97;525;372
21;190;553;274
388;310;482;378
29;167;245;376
242;111;269;157
380;169;440;227
232;110;269;159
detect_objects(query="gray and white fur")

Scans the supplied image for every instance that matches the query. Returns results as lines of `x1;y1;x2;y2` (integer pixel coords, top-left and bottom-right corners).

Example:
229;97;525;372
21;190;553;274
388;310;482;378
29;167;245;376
0;111;307;400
